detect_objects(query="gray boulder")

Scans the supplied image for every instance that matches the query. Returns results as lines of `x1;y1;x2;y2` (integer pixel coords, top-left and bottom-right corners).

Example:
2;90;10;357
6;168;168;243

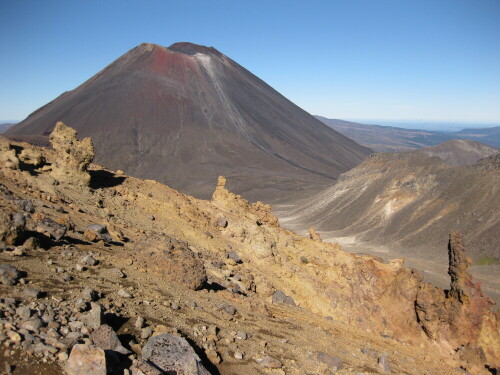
91;324;130;355
86;224;112;243
272;290;296;306
36;217;67;241
142;334;210;375
0;264;20;285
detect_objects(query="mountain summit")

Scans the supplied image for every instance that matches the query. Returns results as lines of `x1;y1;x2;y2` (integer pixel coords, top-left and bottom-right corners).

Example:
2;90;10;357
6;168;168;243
7;42;371;201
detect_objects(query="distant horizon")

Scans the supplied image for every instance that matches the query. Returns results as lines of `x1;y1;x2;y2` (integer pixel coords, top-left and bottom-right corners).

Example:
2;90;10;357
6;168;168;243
4;116;500;134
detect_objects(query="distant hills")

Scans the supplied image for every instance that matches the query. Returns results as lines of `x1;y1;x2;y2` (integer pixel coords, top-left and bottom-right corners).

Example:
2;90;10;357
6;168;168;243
0;123;15;134
5;42;371;202
316;116;500;151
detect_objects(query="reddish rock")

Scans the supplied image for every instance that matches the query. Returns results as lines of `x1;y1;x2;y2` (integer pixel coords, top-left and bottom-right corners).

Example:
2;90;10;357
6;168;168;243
66;344;106;375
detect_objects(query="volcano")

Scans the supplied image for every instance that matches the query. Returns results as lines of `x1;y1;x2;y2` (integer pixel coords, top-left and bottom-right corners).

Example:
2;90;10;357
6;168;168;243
6;42;371;201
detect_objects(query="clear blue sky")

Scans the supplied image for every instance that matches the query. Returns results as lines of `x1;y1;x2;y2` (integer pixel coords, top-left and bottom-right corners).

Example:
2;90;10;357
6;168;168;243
1;0;499;125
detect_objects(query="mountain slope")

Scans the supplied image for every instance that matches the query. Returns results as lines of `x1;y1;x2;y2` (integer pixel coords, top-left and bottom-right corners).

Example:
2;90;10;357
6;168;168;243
281;151;500;262
6;43;371;202
317;116;500;151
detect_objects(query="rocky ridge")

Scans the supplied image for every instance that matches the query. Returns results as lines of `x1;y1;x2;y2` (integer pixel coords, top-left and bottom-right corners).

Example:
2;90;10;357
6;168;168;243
0;124;498;374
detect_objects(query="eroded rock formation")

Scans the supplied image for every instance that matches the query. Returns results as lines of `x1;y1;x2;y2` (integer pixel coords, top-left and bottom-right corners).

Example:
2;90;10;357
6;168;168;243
416;232;499;368
49;122;94;187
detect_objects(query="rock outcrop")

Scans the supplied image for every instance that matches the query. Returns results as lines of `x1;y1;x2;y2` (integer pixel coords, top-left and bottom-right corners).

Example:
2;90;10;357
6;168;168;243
0;136;20;170
212;175;279;227
415;232;499;368
49;122;94;187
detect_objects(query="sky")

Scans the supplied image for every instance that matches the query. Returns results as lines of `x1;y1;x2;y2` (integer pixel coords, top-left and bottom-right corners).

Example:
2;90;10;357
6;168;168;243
0;0;499;127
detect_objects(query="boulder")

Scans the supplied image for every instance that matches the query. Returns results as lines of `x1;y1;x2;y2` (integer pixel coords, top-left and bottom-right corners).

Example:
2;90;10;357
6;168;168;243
84;224;112;243
0;264;21;285
0;211;24;245
91;324;130;355
272;290;296;306
135;237;206;290
142;334;210;375
65;344;106;375
36;217;67;241
81;302;103;329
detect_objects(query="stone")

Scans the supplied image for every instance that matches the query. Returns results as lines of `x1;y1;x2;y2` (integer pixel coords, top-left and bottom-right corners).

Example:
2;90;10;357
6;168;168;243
141;327;153;340
23;237;40;250
81;302;102;329
20;317;42;332
13;212;26;228
256;356;282;368
272;290;296;306
118;289;132;298
215;217;228;228
7;330;21;344
84;224;112;243
0;264;20;285
91;324;130;355
135;316;145;330
15;199;35;213
235;331;247;340
66;344;106;375
234;351;244;359
36;217;67;241
315;352;343;372
58;351;69;361
16;305;31;320
220;303;237;315
82;255;98;266
23;287;41;298
129;360;162;375
227;250;242;264
142;334;210;375
81;288;98;302
49;122;94;187
110;268;125;278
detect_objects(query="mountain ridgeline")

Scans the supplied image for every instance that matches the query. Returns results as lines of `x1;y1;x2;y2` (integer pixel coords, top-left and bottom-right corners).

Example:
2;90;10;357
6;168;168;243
316;116;500;152
6;42;371;202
